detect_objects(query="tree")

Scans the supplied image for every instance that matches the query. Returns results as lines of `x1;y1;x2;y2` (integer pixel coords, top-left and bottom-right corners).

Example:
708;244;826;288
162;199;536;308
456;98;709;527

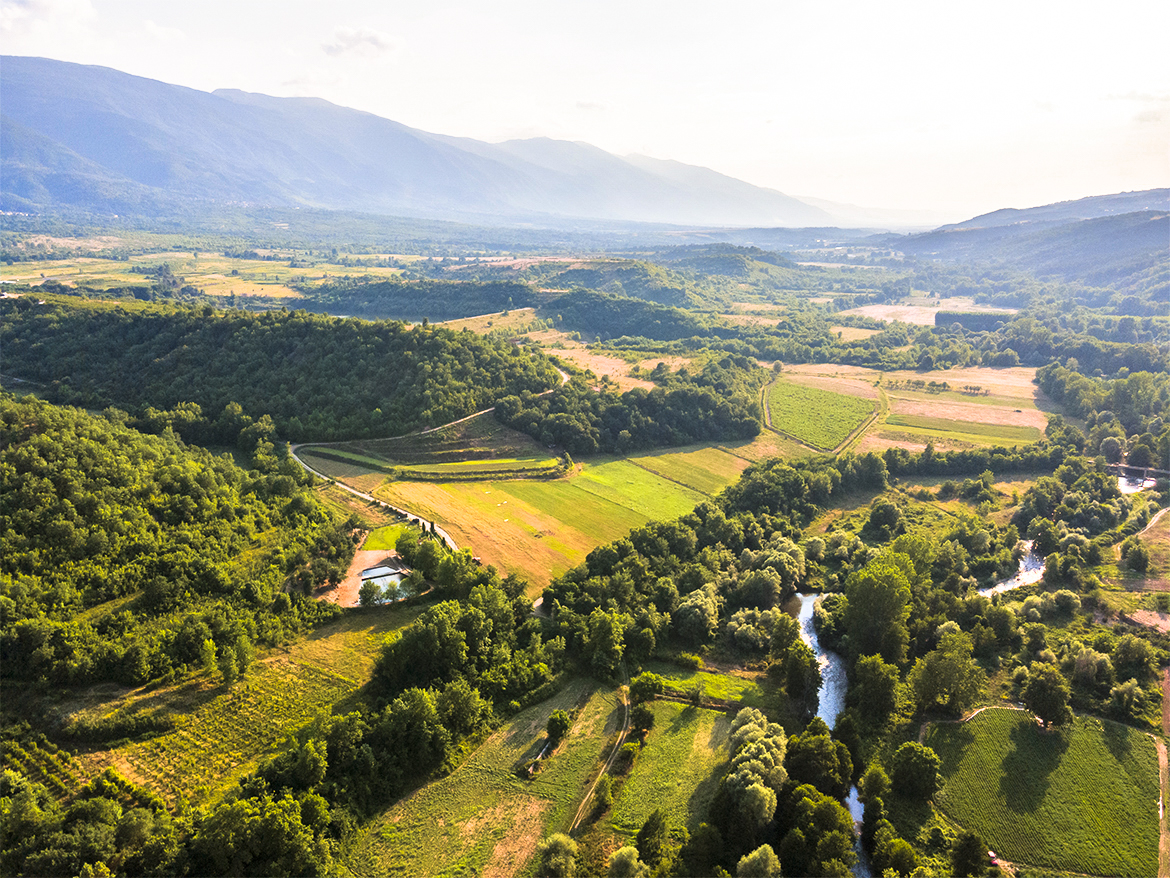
851;654;900;724
843;557;913;664
858;764;890;803
608;846;649;878
629;672;665;703
535;833;577;878
1023;664;1072;728
907;631;986;715
736;843;782;877
890;742;940;802
951;829;986;877
636;809;668;866
546;710;571;744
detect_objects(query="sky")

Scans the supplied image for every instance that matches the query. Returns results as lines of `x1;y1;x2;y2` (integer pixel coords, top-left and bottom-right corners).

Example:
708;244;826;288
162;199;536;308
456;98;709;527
2;0;1168;220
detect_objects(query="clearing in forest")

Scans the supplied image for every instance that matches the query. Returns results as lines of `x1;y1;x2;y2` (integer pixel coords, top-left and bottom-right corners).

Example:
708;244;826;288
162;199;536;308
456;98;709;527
765;378;875;451
344;679;621;878
926;709;1159;878
608;702;730;837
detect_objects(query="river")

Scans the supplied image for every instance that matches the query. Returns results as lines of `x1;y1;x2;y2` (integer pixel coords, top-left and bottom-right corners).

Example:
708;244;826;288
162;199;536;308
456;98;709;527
978;540;1043;597
792;593;872;877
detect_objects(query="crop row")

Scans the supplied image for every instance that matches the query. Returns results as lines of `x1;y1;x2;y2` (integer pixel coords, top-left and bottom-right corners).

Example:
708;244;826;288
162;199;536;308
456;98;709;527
766;380;873;451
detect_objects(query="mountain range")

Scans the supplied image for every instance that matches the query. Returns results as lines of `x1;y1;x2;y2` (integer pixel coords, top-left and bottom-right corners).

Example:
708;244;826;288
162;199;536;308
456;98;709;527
1;55;837;228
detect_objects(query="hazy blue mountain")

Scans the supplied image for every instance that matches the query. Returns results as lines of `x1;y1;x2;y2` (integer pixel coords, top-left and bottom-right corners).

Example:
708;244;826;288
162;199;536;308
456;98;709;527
938;189;1169;230
0;55;833;227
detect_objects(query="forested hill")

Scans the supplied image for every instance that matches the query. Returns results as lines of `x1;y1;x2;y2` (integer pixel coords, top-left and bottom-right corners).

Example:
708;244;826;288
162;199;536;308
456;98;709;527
0;395;349;688
0;297;561;441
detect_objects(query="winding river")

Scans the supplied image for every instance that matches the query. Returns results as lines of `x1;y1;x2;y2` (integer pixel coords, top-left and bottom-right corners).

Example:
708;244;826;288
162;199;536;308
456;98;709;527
792;593;872;877
789;545;1049;876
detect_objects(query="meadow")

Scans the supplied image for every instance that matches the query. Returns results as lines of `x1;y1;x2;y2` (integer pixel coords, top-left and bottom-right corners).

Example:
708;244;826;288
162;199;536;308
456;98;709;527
926;708;1159;877
607;702;729;837
765;378;875;451
344;679;621;878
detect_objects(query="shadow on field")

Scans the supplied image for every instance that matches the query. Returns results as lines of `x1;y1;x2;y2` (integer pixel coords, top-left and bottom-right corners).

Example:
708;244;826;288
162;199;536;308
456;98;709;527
930;723;975;778
1100;718;1132;763
999;718;1068;811
668;704;699;734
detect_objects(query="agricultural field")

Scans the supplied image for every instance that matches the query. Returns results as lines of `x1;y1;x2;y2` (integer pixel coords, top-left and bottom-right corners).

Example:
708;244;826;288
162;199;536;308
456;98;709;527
777;364;1054;454
607;702;730;837
926;708;1159;878
765;378;875;451
344;679;620;878
68;603;420;805
838;295;1017;326
375;459;708;590
0;247;411;298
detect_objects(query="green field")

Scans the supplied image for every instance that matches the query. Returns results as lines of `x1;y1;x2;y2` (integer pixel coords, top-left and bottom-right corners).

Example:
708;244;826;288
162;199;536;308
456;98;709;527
627;445;751;495
884;414;1042;445
641;663;774;708
608;702;729;837
926;709;1159;877
363;524;411;552
344;679;621;878
766;380;874;451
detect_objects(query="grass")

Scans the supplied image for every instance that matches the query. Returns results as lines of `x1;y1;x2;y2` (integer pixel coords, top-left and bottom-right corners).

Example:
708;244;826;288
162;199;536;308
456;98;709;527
344;679;620;878
640;663;775;710
627;445;751;495
608;702;729;836
363;524;410;552
926;708;1159;877
884;414;1042;444
766;379;875;451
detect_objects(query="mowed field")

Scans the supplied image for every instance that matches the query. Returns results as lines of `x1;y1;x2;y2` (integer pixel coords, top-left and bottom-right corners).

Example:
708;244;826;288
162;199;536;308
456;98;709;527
374;457;713;589
608;702;730;837
838;295;1017;326
71;603;421;805
344;679;620;878
926;709;1159;878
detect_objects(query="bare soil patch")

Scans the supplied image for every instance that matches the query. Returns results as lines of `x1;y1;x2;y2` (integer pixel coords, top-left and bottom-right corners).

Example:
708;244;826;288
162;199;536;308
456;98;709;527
830;325;881;341
855;434;927;454
1129;610;1170;634
784;373;880;400
720;313;782;328
320;544;401;608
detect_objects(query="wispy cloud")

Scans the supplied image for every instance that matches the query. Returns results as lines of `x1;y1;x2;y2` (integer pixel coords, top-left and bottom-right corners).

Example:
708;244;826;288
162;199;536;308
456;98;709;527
322;26;392;58
143;19;184;42
0;0;95;36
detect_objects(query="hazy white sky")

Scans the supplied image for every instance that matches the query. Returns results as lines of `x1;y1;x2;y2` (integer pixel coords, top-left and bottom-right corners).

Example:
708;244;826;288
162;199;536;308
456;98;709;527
3;0;1167;218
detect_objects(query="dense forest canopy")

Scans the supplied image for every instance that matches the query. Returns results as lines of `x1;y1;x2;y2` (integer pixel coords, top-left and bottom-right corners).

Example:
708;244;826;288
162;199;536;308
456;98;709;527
0;297;561;441
0;395;350;689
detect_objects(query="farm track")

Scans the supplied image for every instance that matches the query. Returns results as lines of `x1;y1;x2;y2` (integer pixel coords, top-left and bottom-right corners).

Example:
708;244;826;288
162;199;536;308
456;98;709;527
570;667;629;833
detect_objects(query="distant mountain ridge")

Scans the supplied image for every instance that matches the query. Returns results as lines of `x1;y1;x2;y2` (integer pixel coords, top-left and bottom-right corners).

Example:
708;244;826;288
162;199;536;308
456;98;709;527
0;55;833;227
